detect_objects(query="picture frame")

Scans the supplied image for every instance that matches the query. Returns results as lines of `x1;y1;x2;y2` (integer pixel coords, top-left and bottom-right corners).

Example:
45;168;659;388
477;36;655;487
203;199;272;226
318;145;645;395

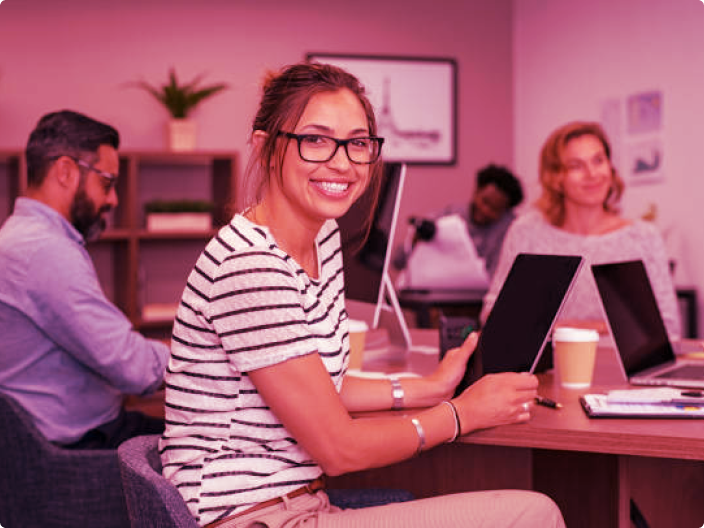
306;53;457;165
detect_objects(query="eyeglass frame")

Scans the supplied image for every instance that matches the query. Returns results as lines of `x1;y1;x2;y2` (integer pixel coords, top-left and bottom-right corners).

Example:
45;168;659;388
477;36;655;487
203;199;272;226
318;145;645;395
277;131;384;165
52;155;119;192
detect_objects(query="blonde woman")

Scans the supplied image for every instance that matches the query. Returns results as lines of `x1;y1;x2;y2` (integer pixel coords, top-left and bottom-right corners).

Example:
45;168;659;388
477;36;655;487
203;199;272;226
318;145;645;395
482;121;680;338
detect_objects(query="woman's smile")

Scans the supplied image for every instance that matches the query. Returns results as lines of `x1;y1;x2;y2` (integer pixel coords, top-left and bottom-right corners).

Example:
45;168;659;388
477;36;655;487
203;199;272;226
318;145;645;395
274;89;371;225
310;178;353;197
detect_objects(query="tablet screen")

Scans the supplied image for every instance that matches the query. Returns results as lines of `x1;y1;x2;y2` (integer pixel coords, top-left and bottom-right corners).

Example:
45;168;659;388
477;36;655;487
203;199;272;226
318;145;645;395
455;253;583;394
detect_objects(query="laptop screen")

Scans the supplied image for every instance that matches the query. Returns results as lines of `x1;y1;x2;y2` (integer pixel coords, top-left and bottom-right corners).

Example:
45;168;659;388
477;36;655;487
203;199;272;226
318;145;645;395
591;260;675;377
456;253;583;393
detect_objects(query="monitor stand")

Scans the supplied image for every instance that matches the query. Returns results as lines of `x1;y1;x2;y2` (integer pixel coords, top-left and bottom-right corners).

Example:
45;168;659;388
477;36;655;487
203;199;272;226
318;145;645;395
374;272;412;351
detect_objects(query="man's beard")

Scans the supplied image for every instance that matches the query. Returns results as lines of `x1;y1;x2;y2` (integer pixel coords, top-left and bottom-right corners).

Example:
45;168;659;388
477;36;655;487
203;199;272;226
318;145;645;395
70;187;110;242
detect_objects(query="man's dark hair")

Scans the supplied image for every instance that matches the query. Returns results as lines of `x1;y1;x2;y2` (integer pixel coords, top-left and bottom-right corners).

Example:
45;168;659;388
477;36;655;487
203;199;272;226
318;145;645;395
25;110;120;187
476;164;524;208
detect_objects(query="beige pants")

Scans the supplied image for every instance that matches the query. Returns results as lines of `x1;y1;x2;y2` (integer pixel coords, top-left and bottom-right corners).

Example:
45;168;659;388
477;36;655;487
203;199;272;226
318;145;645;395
214;489;565;528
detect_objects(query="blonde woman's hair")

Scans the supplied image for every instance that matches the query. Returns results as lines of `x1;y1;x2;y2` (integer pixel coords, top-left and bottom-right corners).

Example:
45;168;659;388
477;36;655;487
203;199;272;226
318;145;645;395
536;121;624;226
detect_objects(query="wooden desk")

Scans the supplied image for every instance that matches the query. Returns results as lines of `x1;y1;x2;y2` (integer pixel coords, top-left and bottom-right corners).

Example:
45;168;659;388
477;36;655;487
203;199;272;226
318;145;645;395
333;331;704;528
458;346;704;528
128;330;704;528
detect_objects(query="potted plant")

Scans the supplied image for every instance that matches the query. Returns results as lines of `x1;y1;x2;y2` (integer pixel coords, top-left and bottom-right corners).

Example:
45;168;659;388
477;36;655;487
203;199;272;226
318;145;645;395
144;199;215;232
134;68;228;151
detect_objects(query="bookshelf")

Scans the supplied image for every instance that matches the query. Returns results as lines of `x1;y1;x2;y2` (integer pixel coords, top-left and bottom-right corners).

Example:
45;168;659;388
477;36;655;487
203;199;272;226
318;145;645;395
0;150;238;338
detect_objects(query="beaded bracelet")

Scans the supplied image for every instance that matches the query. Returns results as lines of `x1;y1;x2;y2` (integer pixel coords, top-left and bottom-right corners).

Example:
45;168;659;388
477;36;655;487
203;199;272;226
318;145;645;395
410;417;426;457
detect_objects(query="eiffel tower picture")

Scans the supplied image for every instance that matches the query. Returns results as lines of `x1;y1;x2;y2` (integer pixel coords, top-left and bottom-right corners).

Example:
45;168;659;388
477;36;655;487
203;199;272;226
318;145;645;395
376;78;442;150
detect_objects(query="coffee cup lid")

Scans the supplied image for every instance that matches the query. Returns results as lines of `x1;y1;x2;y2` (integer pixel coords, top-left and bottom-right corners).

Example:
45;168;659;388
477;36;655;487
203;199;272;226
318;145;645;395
553;327;599;342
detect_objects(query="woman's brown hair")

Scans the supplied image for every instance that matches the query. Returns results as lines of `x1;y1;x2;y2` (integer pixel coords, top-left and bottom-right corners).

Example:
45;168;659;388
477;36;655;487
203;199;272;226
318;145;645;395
536;121;624;226
241;61;383;224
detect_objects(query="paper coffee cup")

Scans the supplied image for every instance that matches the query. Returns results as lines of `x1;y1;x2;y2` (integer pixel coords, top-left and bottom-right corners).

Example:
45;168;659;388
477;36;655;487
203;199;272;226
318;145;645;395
553;327;600;389
348;319;369;370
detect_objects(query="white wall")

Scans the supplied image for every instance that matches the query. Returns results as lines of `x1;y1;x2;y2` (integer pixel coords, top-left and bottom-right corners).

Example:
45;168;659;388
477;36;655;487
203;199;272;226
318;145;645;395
514;0;704;335
0;0;515;246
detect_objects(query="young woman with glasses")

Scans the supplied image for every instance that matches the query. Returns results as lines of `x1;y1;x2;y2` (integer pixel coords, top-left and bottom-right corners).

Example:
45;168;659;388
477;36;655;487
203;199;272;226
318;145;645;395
160;61;565;528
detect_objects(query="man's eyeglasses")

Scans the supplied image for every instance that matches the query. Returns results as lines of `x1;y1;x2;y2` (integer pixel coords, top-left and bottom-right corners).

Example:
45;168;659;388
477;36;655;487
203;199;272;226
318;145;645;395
67;156;119;192
278;131;384;165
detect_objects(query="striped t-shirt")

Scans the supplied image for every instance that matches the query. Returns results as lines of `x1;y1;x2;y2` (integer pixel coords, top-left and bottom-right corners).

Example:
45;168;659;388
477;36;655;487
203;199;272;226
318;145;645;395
159;215;350;526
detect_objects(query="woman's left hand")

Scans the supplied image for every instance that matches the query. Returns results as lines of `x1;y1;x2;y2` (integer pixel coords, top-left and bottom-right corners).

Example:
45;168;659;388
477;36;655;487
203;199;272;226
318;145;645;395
341;331;479;411
424;332;479;401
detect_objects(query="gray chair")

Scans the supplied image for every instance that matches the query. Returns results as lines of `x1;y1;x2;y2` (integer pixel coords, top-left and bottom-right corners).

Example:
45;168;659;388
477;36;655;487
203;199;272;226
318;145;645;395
118;434;415;528
0;391;129;528
117;434;199;528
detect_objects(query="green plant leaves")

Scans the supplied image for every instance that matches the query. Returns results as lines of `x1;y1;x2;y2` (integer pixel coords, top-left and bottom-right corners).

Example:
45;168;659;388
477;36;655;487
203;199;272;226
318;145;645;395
134;68;228;119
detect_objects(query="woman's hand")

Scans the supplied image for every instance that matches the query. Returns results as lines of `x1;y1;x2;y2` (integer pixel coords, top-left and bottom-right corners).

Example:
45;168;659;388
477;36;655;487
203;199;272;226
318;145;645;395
453;371;538;434
423;332;479;402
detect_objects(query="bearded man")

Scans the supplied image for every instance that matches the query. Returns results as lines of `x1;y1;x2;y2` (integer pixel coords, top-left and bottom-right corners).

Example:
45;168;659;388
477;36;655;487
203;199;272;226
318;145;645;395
0;110;168;449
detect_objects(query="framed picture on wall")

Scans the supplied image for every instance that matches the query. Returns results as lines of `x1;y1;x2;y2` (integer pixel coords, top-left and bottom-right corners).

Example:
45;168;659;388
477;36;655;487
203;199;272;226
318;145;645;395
306;53;457;165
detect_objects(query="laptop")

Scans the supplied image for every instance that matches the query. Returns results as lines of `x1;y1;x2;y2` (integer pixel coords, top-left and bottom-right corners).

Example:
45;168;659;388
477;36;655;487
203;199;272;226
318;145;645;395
454;253;583;395
592;260;704;389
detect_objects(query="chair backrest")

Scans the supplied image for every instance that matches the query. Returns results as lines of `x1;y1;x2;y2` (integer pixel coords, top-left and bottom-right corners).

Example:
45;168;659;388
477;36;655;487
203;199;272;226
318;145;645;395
117;434;199;528
0;391;129;527
116;436;417;527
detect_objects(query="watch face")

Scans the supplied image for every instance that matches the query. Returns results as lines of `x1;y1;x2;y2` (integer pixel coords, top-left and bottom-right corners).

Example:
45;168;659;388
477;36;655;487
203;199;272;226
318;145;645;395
390;377;404;409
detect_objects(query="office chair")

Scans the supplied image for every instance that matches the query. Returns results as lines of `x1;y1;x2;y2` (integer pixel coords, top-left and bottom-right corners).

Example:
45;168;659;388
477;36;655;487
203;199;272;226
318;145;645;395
0;391;129;528
117;435;199;528
118;434;416;528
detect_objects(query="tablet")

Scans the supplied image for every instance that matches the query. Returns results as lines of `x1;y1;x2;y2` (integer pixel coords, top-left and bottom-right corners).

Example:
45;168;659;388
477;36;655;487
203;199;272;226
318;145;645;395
454;253;583;395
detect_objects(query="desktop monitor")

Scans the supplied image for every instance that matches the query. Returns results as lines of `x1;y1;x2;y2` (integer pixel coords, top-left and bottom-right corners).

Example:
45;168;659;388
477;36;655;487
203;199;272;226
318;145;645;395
338;162;410;347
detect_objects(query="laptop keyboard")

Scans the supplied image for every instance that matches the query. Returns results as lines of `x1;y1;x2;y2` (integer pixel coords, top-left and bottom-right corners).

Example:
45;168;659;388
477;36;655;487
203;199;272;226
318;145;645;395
656;364;704;380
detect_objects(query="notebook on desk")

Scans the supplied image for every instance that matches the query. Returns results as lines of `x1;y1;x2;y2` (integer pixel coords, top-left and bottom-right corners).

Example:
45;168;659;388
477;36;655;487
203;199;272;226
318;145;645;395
592;260;704;389
580;393;704;418
454;253;583;394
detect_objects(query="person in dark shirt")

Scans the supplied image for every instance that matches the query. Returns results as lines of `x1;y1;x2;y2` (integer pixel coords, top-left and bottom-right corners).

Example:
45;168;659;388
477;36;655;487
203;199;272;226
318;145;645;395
395;164;523;279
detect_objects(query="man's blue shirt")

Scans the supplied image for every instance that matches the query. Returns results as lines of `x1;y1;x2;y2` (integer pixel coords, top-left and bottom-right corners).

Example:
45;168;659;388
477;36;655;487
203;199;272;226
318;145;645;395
0;197;169;443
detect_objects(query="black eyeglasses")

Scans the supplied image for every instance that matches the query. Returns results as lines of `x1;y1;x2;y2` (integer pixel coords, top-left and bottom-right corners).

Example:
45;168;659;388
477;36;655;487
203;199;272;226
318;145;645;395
278;131;384;165
59;155;119;192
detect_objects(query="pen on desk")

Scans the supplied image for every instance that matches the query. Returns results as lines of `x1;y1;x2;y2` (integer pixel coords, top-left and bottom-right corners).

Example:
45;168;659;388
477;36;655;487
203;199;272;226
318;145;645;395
535;396;562;409
681;390;704;398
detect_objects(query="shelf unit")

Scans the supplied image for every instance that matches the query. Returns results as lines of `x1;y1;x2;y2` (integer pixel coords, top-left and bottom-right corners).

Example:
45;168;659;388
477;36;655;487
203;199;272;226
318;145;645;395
0;150;238;338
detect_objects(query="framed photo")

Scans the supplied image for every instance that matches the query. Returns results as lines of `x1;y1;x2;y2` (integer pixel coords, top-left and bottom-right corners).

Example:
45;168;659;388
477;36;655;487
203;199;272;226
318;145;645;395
306;53;457;165
625;138;665;185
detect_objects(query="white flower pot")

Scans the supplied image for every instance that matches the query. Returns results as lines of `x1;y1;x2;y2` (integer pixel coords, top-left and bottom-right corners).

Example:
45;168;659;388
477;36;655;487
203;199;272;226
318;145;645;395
167;119;197;151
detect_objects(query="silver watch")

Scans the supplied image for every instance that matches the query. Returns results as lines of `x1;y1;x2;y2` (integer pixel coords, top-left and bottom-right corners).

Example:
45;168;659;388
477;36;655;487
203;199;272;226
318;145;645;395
389;375;404;410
